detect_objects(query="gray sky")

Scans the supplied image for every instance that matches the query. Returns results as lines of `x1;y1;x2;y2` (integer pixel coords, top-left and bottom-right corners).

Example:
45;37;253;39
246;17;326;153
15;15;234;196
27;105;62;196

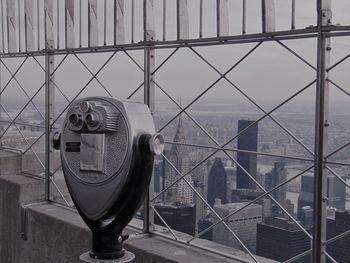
1;0;350;104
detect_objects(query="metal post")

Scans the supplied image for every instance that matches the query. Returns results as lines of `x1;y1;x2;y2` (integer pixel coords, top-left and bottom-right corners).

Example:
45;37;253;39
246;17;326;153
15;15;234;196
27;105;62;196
312;0;332;262
199;0;203;38
0;62;2;147
291;0;295;30
18;0;21;52
143;0;155;233
44;0;55;201
242;0;246;34
131;0;134;43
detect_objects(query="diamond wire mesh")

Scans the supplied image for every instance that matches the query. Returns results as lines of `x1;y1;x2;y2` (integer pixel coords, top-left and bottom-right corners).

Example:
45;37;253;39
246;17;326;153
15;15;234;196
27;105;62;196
321;36;350;263
147;40;324;262
0;1;349;262
0;56;46;173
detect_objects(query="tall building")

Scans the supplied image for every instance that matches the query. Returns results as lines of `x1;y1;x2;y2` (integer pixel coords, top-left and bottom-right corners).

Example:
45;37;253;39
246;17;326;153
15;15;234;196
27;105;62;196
236;120;258;189
297;173;346;219
197;215;215;241
327;210;350;262
231;188;271;219
163;116;194;204
154;203;196;236
153;158;164;193
212;201;262;253
265;162;287;216
207;158;227;207
256;217;310;262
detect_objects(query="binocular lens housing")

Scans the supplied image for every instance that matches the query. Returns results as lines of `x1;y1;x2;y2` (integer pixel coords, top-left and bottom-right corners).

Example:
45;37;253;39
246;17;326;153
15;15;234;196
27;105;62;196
69;113;83;126
86;112;101;128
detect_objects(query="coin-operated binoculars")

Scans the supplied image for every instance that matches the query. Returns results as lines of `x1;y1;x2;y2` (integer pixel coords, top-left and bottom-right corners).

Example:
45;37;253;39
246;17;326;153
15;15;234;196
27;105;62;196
53;97;164;263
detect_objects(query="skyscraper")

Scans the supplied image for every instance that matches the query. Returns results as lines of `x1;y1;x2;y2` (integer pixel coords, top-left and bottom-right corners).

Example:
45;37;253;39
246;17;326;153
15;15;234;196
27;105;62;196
154;203;196;236
207;158;227;207
212;201;262;253
236;120;258;189
256;217;310;262
264;162;287;216
163;116;194;204
297;173;346;220
327;210;350;262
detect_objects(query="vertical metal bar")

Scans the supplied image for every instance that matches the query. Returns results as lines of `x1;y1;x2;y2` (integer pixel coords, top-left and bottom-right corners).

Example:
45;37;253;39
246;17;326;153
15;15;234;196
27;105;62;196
312;0;332;262
242;0;246;34
37;0;39;50
56;0;59;48
1;0;4;52
291;0;295;30
199;0;203;38
7;0;17;52
104;0;106;45
65;0;74;49
162;0;166;41
24;0;34;52
79;0;82;47
18;0;21;51
45;0;54;49
143;0;155;233
217;0;229;37
0;61;2;147
44;0;55;202
177;0;189;40
131;0;134;43
114;0;125;45
261;0;276;33
88;0;98;47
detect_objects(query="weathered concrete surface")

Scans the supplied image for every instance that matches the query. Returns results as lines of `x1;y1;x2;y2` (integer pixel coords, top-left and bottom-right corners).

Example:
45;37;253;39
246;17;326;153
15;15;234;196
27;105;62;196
23;204;90;263
0;151;22;175
0;171;274;263
0;174;45;263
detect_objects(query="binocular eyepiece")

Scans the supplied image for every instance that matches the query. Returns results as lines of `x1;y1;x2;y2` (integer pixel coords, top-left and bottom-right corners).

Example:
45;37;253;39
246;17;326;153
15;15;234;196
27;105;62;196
55;97;163;263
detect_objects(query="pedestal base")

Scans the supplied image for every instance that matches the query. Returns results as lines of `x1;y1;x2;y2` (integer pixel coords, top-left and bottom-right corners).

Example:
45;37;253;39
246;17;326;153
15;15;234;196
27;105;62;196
80;251;135;263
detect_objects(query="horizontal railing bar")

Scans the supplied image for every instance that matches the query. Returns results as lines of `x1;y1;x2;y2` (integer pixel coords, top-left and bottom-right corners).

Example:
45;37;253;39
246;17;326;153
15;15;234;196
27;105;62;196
165;141;314;162
0;32;319;58
326;160;350;167
2;25;350;59
0;27;322;58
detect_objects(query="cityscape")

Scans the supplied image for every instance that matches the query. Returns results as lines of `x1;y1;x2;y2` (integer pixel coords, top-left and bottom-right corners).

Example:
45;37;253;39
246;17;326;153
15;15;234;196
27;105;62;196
1;96;349;262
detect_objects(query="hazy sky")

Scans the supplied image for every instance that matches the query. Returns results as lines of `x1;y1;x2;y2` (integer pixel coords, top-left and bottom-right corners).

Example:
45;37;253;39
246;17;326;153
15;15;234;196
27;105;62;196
1;0;350;106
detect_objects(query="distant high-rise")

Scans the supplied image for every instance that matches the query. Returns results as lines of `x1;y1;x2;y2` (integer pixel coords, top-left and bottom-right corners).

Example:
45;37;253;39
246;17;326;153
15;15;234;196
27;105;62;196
212;201;262;253
256;217;310;262
153;158;164;193
154;203;196;236
236;120;258;189
207;158;227;207
197;215;215;241
327;210;350;262
265;162;287;216
164;116;194;204
297;173;346;220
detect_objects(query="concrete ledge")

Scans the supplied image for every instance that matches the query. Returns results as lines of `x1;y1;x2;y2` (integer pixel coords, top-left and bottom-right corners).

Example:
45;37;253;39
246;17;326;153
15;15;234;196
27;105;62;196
0;172;273;263
25;203;245;263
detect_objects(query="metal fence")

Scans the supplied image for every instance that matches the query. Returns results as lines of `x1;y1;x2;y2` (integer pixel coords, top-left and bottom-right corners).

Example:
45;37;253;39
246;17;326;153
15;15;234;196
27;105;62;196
0;0;350;262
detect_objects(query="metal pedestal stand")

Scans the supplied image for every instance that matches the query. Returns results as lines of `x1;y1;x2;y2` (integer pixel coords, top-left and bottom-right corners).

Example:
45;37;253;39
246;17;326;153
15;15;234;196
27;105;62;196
80;251;135;263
